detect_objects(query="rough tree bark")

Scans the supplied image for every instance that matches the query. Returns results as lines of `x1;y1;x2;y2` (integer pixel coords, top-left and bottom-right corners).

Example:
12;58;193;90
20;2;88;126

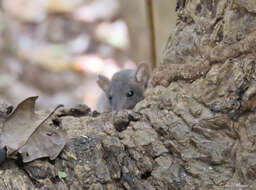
1;0;256;189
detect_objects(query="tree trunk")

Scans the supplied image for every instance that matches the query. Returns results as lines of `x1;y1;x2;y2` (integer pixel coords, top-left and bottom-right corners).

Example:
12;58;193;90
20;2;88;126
1;0;256;189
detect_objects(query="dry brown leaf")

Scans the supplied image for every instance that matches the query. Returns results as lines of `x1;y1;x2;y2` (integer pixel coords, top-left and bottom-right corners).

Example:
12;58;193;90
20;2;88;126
0;96;47;155
19;122;66;163
0;96;67;163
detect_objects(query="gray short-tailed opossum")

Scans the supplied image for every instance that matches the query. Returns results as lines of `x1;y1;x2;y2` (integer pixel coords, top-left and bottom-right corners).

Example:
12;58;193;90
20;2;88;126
96;63;151;112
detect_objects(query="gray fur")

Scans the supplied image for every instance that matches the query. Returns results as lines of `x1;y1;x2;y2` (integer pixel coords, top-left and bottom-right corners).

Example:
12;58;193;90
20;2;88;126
96;63;150;112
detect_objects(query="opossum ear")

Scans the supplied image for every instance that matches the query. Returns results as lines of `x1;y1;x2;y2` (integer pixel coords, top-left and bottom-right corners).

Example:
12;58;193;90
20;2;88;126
134;63;151;84
97;75;110;93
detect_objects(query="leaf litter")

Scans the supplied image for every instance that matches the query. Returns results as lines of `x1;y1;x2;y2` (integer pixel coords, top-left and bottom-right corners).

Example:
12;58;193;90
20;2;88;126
0;96;67;163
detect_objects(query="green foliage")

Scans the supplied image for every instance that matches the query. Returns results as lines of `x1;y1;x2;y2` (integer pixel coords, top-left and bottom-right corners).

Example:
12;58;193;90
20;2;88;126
58;171;67;179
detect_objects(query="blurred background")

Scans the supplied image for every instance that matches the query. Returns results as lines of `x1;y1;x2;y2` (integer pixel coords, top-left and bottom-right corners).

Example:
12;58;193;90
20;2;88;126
0;0;176;110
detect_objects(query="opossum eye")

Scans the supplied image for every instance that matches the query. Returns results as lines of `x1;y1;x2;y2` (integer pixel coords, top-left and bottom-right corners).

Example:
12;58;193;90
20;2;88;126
108;96;113;101
126;90;134;97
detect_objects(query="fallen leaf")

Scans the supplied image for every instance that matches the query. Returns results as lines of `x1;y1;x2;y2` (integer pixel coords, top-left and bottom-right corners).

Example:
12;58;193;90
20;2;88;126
0;96;67;163
0;96;48;155
65;151;78;160
95;20;129;50
73;0;119;22
3;0;48;23
48;0;83;13
18;122;66;163
58;171;67;178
